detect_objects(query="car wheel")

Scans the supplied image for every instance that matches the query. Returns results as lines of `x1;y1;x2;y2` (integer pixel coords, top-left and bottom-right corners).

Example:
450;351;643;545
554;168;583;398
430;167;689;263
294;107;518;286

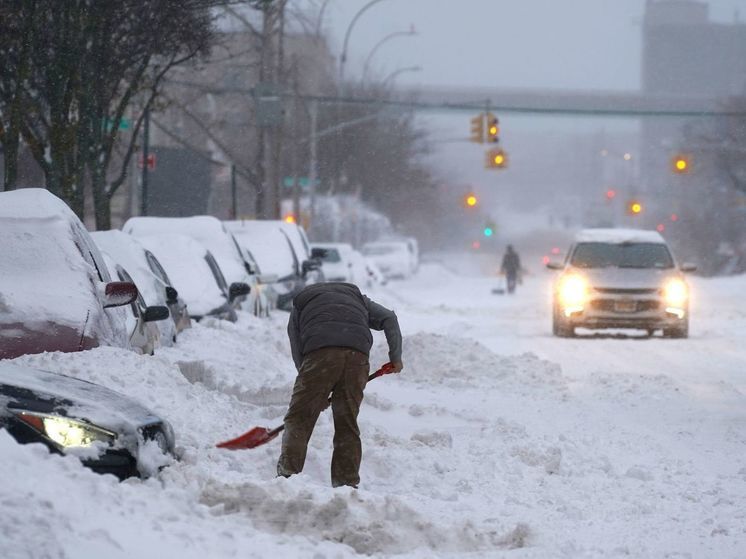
663;320;689;339
552;305;575;338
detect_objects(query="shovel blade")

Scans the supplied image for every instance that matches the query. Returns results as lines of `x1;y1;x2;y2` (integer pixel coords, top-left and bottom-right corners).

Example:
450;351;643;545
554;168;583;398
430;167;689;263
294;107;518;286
215;426;282;450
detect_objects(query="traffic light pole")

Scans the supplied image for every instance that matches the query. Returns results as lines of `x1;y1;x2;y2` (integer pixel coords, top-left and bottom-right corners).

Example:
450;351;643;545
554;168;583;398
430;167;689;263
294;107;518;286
140;105;150;216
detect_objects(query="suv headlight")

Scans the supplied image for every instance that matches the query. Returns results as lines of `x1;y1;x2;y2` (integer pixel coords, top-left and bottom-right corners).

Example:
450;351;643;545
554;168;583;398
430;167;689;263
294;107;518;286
16;412;116;448
663;278;688;308
558;274;588;308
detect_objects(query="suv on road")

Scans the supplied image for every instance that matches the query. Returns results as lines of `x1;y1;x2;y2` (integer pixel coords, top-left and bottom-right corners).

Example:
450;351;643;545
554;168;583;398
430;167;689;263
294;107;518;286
547;228;696;338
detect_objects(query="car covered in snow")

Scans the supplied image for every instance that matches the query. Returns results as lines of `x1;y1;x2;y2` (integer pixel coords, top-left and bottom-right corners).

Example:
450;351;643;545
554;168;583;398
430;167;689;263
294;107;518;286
92;230;184;347
0;362;175;480
312;243;357;283
0;189;137;359
547;228;696;338
137;234;249;322
361;241;412;280
123;216;271;317
225;220;323;310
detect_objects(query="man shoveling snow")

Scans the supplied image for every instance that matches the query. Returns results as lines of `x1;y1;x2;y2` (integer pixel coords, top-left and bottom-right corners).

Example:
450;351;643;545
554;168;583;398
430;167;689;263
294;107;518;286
278;282;403;488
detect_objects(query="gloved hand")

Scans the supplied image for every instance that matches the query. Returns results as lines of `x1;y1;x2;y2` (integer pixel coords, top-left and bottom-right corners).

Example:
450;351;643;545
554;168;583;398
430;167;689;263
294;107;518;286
391;361;403;373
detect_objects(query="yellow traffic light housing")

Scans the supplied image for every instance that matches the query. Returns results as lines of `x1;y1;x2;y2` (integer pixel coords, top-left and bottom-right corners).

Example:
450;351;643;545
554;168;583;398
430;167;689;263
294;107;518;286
486;113;499;143
470;114;484;143
485;148;508;169
672;154;691;174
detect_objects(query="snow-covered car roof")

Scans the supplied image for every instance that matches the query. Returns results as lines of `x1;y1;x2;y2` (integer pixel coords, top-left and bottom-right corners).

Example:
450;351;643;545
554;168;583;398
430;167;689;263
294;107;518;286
574;228;666;244
123;216;248;285
91;230;165;307
0;189;107;330
136;234;225;318
224;220;298;279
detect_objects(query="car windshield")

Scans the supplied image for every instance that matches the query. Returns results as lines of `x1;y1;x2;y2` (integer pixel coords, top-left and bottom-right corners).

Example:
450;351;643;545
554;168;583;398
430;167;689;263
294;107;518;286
319;248;341;263
571;242;674;269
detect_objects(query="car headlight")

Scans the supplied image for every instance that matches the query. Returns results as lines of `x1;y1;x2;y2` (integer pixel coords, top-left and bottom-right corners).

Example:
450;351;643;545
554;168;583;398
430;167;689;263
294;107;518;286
663;278;688;308
16;412;116;448
558;274;588;309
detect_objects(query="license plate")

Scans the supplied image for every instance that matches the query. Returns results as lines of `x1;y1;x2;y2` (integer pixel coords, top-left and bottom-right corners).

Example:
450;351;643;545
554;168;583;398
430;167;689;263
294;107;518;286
615;300;637;312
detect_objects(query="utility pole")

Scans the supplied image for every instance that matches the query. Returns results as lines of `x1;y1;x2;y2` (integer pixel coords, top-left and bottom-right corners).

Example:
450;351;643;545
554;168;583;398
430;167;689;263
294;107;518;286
230;163;237;219
140;105;151;216
308;99;318;235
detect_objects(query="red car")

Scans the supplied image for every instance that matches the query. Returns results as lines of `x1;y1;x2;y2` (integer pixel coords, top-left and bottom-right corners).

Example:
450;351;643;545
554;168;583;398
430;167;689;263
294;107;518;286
0;189;137;359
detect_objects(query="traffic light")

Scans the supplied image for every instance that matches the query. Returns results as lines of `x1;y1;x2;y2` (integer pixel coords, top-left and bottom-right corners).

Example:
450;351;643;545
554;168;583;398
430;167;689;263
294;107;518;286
470;113;484;143
465;193;478;207
627;200;643;215
605;188;617;200
486;113;499;143
485;148;508;169
672;154;691;174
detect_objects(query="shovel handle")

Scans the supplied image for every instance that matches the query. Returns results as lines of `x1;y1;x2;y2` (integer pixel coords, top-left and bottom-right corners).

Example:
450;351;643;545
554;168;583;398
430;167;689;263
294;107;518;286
367;361;397;382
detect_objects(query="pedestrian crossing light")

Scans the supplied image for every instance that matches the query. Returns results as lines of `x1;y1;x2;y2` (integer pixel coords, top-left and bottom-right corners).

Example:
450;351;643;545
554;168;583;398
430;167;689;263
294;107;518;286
672;154;691;174
486;113;499;143
284;214;297;224
486;148;508;169
470;113;485;143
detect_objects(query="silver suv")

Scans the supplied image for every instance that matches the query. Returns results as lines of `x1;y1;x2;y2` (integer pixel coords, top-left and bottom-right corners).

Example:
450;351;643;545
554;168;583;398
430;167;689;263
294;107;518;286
547;229;696;338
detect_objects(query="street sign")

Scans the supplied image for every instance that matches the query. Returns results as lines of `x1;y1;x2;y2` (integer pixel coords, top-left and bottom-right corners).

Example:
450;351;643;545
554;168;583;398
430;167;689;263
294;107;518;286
103;117;131;131
283;177;319;189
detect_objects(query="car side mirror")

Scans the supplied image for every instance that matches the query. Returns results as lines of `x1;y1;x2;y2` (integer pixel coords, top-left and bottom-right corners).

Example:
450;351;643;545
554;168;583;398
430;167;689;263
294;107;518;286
680;263;697;273
310;248;327;259
143;305;170;322
165;286;179;304
101;282;138;308
546;262;564;271
302;259;321;276
229;282;250;301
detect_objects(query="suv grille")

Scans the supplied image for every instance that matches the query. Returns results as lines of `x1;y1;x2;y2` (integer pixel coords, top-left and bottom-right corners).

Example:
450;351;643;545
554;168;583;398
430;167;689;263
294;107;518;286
593;287;659;295
591;300;660;312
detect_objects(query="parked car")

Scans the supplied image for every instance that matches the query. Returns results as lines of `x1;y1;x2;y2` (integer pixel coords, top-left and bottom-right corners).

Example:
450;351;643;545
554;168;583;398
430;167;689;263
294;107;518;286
225;220;322;310
361;241;413;280
546;228;696;338
91;230;185;346
312;243;357;282
123;216;271;317
0;361;175;480
0;189;136;360
137;234;249;322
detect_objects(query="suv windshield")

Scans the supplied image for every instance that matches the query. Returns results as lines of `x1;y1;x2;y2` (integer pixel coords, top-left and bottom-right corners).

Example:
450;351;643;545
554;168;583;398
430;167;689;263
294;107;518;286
571;242;674;269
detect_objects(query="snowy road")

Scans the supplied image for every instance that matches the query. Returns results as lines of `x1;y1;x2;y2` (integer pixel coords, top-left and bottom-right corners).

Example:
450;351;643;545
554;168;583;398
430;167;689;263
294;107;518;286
3;260;746;558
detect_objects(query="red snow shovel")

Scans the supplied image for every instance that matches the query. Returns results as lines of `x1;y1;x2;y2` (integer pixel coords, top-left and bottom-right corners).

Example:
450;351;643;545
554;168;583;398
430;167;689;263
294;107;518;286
215;362;398;450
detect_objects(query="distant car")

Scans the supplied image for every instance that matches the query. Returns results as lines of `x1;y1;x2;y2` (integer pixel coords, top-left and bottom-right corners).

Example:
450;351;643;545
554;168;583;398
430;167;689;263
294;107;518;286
361;241;412;280
123;216;271;318
137;234;249;322
0;362;175;480
547;228;696;338
91;230;185;346
224;220;322;310
0;189;137;359
312;243;357;282
99;253;169;355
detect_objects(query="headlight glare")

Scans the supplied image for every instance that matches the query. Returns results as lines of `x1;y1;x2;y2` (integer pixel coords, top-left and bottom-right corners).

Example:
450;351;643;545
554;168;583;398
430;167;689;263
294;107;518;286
17;412;116;448
558;274;588;308
663;278;688;308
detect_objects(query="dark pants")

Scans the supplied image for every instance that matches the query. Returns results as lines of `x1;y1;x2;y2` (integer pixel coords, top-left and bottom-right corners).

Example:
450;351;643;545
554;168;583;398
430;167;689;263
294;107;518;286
277;347;369;487
506;272;517;294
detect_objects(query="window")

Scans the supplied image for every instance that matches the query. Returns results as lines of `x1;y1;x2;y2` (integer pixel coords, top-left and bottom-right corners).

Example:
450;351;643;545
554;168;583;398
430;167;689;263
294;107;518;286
571;242;674;269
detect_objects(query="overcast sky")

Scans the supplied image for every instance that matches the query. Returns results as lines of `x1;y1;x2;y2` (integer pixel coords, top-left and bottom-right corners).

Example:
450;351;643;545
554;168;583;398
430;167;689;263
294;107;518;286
320;0;745;91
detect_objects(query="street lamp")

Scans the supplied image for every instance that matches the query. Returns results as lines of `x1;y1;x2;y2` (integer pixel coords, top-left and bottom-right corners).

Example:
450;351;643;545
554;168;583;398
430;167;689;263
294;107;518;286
361;26;417;82
339;0;390;88
382;65;422;87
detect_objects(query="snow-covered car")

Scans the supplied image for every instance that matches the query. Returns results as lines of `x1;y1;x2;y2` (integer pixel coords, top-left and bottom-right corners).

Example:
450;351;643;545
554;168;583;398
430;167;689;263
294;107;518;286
91;230;184;346
0;189;137;360
99;253;169;356
0;362;175;480
547;228;696;338
312;243;357;282
137;234;249;322
225;220;322;310
361;241;412;280
123;216;270;318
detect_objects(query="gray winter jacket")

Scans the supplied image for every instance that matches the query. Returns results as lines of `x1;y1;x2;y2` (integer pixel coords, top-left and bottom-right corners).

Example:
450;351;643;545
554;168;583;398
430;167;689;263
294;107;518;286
287;282;402;370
